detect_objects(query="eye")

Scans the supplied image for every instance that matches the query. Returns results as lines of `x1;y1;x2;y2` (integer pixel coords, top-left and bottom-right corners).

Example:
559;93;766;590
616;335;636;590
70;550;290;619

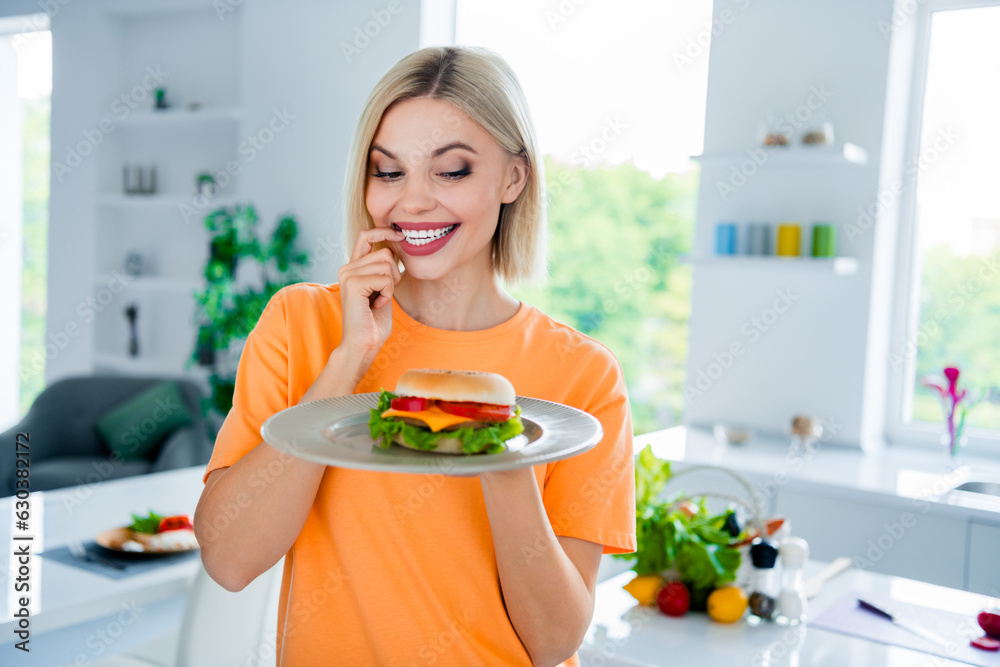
440;167;471;181
372;169;403;181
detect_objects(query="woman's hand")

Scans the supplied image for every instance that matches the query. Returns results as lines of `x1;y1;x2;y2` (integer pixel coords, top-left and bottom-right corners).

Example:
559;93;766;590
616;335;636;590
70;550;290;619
338;227;405;360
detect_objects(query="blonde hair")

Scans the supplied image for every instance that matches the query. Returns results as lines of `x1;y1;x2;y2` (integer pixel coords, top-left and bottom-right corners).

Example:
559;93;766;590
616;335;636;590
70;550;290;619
342;46;546;285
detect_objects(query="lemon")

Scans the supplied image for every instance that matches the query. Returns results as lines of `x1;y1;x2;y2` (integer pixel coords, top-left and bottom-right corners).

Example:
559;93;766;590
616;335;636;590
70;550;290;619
623;574;665;606
707;585;749;623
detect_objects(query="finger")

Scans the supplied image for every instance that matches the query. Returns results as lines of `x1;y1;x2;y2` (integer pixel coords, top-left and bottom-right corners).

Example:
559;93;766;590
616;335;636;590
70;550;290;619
344;247;398;274
350;227;405;262
340;257;400;289
342;269;395;304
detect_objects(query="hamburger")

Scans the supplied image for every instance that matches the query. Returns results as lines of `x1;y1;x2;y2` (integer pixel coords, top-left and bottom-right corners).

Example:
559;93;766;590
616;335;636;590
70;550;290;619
368;369;524;454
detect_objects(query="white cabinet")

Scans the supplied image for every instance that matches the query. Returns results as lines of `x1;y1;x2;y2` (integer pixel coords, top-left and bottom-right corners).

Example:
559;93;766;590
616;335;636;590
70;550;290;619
967;520;1000;596
776;489;967;590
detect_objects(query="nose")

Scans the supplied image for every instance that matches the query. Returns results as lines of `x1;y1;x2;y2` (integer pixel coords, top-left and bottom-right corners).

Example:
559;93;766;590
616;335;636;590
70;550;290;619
399;169;435;216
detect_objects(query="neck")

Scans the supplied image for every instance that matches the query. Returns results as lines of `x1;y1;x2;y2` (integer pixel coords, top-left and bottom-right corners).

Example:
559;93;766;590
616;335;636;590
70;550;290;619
393;264;520;331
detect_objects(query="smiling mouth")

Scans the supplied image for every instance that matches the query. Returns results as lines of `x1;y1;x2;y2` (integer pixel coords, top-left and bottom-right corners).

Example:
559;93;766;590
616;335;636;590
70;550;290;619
392;223;458;247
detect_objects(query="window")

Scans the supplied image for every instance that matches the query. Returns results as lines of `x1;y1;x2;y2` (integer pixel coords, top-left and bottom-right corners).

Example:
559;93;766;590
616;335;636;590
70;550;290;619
0;15;50;427
455;0;713;434
889;1;1000;450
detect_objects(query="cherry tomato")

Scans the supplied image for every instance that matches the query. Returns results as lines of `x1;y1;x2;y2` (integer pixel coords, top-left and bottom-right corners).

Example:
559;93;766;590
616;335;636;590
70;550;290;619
158;515;194;533
390;396;433;412
436;401;512;422
656;581;691;617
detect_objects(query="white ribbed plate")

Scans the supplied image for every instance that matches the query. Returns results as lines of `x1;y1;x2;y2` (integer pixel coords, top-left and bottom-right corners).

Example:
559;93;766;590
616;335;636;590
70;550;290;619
260;393;603;475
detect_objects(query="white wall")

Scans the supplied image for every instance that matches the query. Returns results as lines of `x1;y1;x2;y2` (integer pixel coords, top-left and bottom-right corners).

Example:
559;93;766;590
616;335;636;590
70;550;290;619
28;0;422;385
684;0;901;447
0;35;23;427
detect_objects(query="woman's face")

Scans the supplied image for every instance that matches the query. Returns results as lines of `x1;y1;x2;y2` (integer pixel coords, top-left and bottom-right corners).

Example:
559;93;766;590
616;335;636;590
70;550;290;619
365;97;528;282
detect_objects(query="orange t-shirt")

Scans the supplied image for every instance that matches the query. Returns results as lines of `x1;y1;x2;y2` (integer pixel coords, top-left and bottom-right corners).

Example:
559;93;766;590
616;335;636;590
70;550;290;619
205;282;636;666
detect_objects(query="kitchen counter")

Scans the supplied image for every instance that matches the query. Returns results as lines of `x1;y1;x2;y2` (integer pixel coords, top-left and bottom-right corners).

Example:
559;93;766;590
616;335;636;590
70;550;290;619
581;561;1000;667
635;426;1000;522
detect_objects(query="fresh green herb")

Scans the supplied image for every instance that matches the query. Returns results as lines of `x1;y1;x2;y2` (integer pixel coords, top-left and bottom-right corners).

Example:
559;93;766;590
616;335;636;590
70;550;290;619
617;445;743;589
129;511;164;534
367;390;523;455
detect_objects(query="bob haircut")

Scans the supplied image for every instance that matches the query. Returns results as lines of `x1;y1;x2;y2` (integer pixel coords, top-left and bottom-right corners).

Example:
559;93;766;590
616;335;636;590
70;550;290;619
342;45;546;285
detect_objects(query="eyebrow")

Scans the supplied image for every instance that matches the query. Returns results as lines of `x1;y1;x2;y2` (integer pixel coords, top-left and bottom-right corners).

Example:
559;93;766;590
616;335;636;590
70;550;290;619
370;141;478;160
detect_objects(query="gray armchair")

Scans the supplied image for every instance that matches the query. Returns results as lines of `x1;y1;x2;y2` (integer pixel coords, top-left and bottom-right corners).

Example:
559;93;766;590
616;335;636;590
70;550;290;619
0;375;213;497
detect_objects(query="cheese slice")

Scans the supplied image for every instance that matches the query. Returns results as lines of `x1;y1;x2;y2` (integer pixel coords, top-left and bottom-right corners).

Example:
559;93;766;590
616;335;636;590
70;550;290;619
380;405;474;432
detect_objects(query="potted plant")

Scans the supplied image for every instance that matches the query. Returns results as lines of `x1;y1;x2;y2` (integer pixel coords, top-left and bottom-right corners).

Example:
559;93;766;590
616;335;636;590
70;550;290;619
188;204;308;429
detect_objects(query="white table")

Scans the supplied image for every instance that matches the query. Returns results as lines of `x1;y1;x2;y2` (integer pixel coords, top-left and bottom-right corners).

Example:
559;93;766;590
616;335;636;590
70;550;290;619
0;466;206;665
581;563;1000;666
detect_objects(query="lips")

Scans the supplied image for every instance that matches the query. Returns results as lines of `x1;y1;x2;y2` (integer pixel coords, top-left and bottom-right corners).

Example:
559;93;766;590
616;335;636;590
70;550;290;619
391;222;460;256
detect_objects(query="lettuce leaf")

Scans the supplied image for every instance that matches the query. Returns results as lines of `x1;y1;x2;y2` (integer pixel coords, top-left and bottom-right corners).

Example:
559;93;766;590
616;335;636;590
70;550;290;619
368;389;524;455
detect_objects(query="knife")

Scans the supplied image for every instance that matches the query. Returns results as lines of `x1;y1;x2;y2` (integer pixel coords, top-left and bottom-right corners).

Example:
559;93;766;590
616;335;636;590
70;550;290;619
858;598;952;648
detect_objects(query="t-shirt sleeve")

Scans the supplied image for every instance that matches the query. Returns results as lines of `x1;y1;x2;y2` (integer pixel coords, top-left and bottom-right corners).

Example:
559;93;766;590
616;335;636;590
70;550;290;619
542;351;637;555
202;288;290;484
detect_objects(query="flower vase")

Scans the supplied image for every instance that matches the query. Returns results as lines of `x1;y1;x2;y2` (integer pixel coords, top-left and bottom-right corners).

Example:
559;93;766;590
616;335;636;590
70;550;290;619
940;432;968;471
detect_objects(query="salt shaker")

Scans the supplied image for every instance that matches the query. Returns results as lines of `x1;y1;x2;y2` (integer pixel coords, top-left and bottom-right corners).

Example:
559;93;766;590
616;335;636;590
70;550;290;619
778;537;809;625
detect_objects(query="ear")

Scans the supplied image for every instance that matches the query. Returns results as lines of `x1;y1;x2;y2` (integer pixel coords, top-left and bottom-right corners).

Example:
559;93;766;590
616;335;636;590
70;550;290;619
500;150;530;204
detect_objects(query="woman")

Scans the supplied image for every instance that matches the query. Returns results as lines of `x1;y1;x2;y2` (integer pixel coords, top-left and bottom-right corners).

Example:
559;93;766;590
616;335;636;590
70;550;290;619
195;45;636;667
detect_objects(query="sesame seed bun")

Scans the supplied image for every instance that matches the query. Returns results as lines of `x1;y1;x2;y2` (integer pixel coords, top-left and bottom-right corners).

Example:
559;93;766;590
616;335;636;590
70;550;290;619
394;369;516;406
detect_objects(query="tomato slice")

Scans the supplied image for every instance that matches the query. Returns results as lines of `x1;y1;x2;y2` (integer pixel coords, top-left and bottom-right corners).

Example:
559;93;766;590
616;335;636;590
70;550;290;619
391;396;433;412
158;515;194;533
437;401;512;422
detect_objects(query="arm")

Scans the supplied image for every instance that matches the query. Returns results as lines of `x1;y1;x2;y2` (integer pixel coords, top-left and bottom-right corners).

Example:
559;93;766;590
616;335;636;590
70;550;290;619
196;227;405;592
479;467;603;667
195;347;373;592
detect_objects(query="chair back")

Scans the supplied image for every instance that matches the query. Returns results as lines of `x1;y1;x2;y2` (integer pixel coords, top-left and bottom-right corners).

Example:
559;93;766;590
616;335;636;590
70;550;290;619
175;559;284;667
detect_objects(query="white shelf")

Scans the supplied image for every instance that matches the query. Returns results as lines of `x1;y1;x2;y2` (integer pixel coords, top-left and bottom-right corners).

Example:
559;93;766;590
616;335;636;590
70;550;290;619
97;193;243;210
94;274;202;293
693;142;869;167
680;255;860;275
115;106;242;127
93;352;209;378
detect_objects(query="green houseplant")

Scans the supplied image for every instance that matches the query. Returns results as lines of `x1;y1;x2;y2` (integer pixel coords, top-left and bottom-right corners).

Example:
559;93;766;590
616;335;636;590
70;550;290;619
188;204;308;424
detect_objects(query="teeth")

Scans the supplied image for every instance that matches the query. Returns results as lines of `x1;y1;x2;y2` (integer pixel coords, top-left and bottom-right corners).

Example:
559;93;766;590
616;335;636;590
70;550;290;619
401;225;455;246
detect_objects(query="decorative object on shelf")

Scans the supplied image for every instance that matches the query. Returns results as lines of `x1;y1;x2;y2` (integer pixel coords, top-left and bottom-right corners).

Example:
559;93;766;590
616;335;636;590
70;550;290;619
123;252;146;278
154;87;169;110
921;366;1000;468
713;423;754;445
759;110;791;147
715;222;738;255
124;303;139;357
186;101;202;112
801;114;834;147
811;223;837;257
746;223;772;256
790;414;823;454
190;204;308;421
122;164;157;195
776;223;801;256
196;172;217;198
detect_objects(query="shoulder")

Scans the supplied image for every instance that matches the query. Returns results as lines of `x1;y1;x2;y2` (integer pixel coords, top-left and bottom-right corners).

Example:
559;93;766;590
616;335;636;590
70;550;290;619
526;307;626;394
254;282;342;335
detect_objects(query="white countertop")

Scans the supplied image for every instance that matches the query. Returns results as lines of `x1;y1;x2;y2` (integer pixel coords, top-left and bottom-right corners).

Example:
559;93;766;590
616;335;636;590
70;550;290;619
636;426;1000;521
582;562;1000;667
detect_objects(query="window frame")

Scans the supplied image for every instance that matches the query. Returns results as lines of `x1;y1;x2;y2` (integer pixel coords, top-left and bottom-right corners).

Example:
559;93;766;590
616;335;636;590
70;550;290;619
886;0;1000;454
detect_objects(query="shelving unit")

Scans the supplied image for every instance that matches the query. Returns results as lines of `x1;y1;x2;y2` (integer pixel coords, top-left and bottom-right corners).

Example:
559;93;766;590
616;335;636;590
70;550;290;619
693;142;869;168
680;255;860;276
90;3;243;381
